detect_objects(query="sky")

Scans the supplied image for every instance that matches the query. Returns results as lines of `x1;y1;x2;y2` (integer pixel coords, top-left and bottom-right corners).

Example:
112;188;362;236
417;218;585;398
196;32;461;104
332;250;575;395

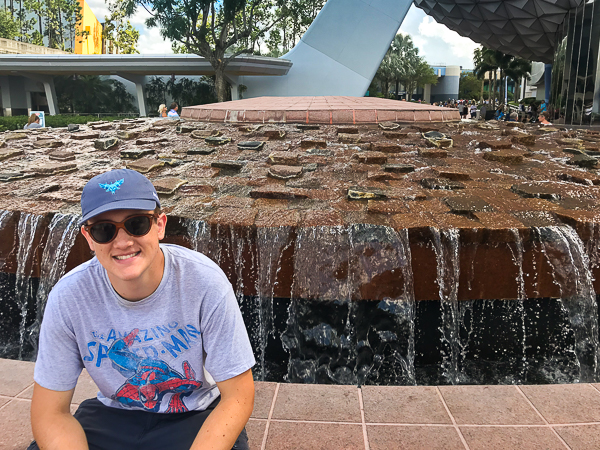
85;1;480;69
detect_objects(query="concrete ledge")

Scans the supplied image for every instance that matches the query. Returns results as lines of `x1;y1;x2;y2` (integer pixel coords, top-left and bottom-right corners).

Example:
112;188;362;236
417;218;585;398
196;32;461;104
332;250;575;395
2;358;600;449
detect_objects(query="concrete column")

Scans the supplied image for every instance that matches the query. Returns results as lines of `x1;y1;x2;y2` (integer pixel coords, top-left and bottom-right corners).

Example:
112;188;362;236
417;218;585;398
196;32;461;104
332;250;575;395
224;75;239;101
43;78;59;115
20;73;60;115
544;64;552;103
423;84;432;104
116;73;147;117
0;76;12;116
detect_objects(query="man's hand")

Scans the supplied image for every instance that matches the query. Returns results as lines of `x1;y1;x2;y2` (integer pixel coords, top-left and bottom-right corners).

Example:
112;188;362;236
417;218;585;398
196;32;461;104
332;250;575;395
191;369;255;450
31;382;88;450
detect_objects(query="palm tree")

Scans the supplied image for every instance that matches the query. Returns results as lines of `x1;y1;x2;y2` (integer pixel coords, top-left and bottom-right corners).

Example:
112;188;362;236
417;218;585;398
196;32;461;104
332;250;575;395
474;47;498;107
475;47;532;107
505;58;532;101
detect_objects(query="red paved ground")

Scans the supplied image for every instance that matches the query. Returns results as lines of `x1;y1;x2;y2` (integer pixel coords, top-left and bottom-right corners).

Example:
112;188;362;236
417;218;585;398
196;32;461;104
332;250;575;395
181;96;460;124
3;358;600;449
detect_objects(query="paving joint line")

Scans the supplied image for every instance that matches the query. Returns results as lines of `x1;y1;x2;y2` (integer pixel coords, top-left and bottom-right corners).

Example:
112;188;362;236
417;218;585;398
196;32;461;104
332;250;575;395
357;387;370;450
268;418;363;425
260;383;279;450
0;382;35;411
514;385;571;450
436;387;471;450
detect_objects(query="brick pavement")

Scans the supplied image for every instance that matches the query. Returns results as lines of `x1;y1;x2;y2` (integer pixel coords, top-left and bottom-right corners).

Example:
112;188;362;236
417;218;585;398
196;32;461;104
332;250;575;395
181;96;460;124
2;358;600;449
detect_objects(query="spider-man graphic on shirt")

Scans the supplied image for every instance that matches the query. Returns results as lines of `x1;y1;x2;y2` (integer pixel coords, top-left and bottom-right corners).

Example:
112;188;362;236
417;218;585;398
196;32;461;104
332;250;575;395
107;328;202;412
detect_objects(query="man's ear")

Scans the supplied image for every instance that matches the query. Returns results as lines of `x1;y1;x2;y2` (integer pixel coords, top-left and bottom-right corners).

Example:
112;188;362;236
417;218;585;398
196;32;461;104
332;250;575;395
157;213;167;240
81;226;96;252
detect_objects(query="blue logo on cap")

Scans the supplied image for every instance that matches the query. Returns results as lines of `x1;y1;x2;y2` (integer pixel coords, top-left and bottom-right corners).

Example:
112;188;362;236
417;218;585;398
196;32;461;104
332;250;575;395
99;178;124;194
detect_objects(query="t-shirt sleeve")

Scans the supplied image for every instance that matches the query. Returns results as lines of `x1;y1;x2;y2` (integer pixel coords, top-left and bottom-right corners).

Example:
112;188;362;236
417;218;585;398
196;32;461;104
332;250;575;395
200;285;255;382
34;289;84;391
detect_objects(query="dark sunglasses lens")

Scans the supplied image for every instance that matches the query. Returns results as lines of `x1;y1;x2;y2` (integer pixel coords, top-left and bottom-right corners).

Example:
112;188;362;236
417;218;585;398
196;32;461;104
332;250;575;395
124;216;152;236
90;222;117;243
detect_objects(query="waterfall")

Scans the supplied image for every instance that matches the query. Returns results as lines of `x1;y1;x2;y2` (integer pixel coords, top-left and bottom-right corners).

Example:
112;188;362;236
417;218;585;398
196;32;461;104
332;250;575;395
509;228;528;382
255;226;294;381
0;210;12;231
536;226;600;382
431;228;465;384
15;213;44;359
27;214;81;356
348;224;416;385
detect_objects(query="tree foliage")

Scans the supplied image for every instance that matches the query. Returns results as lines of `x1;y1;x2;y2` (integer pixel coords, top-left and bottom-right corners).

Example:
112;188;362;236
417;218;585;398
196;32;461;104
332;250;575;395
374;34;437;100
3;0;85;51
262;0;325;57
459;71;482;101
0;8;19;39
145;76;217;113
103;0;140;54
124;0;315;102
54;75;136;113
473;47;531;108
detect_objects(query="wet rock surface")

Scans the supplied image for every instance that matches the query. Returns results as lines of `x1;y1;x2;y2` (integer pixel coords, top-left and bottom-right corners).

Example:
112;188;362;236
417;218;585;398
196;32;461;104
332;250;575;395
0;119;598;232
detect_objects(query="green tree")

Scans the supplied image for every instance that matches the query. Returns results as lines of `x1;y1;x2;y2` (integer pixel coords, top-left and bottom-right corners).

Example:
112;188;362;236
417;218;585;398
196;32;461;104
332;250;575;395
166;76;217;107
103;0;139;54
122;0;291;102
263;0;324;56
474;47;499;108
474;47;531;108
374;34;436;100
146;76;168;113
459;71;482;101
389;34;419;99
54;75;115;112
403;60;437;101
0;8;19;39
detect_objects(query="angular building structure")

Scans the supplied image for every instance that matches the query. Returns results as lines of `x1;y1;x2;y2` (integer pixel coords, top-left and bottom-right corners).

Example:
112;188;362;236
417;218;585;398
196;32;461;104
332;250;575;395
412;0;597;125
241;0;595;125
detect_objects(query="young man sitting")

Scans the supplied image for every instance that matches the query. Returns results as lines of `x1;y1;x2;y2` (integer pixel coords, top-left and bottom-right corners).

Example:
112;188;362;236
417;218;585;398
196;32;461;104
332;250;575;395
29;168;255;450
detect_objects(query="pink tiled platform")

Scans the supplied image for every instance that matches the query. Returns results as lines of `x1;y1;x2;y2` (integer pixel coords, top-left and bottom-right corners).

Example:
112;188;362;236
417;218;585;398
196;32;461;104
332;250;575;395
3;358;600;450
181;96;460;124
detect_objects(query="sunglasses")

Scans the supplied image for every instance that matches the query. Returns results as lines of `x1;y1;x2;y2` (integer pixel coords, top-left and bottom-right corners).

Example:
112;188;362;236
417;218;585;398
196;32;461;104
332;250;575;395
84;214;158;244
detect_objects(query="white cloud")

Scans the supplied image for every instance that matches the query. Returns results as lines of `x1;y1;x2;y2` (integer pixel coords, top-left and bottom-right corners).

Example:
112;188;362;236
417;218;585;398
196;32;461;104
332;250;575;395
137;27;174;54
398;5;480;68
417;16;479;60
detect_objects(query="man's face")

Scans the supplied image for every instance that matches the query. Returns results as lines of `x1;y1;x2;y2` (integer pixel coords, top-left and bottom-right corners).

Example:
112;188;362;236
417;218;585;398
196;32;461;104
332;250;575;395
81;209;167;288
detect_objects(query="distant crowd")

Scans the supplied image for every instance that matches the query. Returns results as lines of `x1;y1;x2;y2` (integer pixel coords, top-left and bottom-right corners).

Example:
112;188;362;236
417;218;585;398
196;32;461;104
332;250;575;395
429;98;552;125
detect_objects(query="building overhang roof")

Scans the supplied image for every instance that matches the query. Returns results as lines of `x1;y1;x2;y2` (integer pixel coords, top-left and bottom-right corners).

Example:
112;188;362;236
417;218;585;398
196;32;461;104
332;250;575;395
414;0;585;63
0;54;292;77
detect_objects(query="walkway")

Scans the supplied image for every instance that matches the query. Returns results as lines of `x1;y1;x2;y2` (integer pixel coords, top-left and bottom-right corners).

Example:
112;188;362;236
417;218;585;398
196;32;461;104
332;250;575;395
2;358;600;449
181;96;460;124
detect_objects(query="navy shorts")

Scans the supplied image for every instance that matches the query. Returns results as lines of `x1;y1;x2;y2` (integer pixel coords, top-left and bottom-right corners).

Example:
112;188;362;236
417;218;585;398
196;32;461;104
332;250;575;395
27;396;249;450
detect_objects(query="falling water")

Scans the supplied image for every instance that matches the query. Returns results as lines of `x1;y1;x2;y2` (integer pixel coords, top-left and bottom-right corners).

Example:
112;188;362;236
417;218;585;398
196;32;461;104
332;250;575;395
348;224;416;385
186;219;211;254
27;214;80;355
535;226;600;382
15;213;44;359
509;228;528;382
0;210;12;231
283;225;352;383
431;228;464;384
254;226;294;380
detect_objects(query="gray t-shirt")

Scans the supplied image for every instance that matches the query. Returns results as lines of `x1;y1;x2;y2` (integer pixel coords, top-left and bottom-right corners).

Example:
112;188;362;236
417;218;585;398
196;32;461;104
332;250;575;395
34;244;255;413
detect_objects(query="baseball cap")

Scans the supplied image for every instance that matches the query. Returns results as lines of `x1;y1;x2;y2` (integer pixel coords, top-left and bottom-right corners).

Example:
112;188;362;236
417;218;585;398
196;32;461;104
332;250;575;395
79;169;161;226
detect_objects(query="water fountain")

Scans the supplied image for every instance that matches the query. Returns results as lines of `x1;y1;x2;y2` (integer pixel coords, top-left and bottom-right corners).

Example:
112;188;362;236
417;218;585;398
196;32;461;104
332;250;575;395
1;116;599;387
